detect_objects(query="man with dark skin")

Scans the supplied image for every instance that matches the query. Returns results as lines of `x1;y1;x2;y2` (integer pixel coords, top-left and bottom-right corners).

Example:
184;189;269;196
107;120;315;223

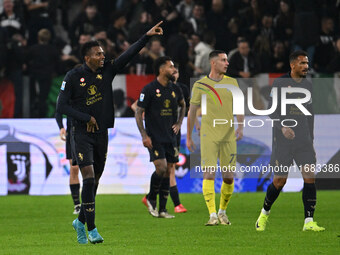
255;50;325;232
57;21;163;244
135;56;186;218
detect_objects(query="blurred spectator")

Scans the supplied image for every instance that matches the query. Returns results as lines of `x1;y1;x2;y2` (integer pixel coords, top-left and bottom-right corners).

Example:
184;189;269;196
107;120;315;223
314;16;335;72
176;0;194;20
188;1;206;36
206;0;229;52
145;0;178;35
274;0;294;47
130;37;165;75
270;40;289;73
225;18;241;54
113;89;134;117
107;10;129;55
128;11;152;43
24;0;54;45
193;31;215;76
227;39;261;78
167;21;192;84
60;33;91;73
69;1;103;47
239;0;263;45
0;0;25;38
260;14;275;46
253;35;272;72
292;0;320;68
6;33;26;117
26;28;59;117
326;37;340;73
126;0;145;30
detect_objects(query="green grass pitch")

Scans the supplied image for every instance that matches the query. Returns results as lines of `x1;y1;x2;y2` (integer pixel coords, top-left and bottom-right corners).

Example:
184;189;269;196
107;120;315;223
1;191;339;255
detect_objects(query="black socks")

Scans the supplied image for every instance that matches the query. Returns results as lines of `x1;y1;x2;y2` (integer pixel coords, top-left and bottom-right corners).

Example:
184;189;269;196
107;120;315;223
263;183;282;211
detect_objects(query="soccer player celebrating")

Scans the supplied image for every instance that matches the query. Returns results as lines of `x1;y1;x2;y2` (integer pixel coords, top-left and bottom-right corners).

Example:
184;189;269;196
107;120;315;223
135;56;186;218
187;50;244;226
57;22;163;244
255;50;325;232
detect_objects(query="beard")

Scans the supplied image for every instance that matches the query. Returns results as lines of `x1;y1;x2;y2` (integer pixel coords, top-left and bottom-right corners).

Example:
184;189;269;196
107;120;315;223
167;73;176;82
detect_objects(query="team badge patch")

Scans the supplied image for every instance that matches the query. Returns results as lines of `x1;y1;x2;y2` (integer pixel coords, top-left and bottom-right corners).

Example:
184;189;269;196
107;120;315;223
87;85;97;95
139;93;145;102
96;74;103;80
172;91;176;98
61;81;66;90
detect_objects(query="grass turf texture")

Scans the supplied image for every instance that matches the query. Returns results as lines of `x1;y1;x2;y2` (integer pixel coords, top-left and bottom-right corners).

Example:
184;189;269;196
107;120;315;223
1;191;339;255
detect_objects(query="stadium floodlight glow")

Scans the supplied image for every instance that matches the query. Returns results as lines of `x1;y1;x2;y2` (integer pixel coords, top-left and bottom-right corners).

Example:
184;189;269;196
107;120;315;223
201;85;312;116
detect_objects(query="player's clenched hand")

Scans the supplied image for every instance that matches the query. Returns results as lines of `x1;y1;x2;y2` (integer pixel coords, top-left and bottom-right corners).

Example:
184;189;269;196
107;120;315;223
172;123;181;135
282;127;295;140
142;135;153;149
235;127;243;141
146;21;163;36
87;116;99;133
186;137;196;152
60;128;66;141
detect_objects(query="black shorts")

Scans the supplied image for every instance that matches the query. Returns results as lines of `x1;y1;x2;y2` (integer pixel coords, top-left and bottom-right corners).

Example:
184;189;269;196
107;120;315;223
65;131;72;160
71;130;108;177
148;141;179;163
270;139;316;176
176;130;181;151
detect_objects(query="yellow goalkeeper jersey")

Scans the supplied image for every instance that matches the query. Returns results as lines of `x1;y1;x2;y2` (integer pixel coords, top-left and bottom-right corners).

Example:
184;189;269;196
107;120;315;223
190;75;239;142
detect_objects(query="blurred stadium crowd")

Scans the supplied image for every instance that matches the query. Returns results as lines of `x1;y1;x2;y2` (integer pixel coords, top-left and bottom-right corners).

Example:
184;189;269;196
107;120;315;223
0;0;340;118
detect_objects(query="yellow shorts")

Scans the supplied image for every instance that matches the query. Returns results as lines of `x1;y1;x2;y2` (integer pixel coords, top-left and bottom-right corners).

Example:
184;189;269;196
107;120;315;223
200;138;236;168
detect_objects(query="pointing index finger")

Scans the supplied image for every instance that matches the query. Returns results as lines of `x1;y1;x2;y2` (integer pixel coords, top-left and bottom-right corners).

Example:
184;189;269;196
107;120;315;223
154;21;163;27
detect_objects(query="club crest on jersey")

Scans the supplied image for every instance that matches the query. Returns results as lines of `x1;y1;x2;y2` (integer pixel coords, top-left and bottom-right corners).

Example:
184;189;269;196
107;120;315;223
172;91;176;98
164;99;171;108
156;89;161;97
88;85;97;95
96;74;103;80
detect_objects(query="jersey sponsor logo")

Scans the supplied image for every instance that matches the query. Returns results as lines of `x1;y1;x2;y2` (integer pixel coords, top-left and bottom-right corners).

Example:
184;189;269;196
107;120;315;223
87;85;97;95
61;81;66;90
80;77;85;82
96;74;103;80
139;93;145;102
163;99;171;108
156;89;161;97
172;91;176;98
